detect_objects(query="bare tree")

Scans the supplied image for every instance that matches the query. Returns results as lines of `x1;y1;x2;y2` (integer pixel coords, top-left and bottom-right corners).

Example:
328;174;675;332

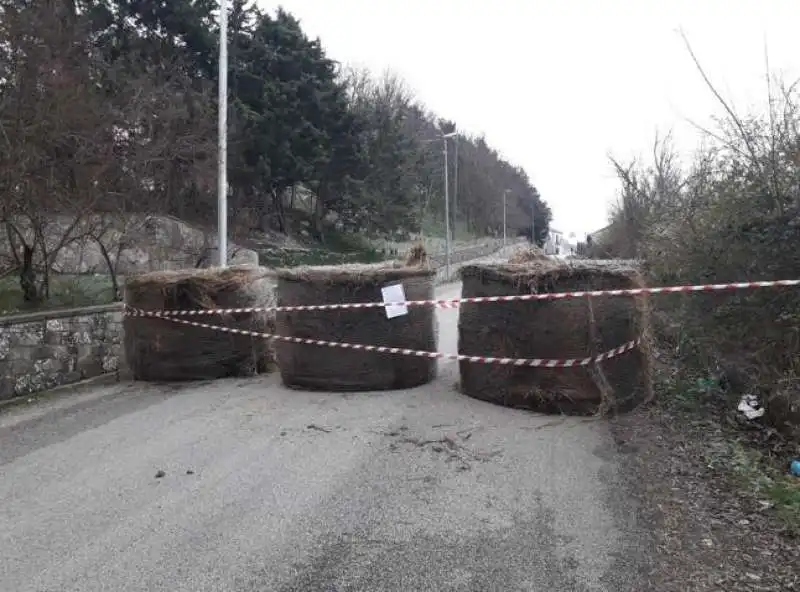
0;4;215;304
0;5;115;302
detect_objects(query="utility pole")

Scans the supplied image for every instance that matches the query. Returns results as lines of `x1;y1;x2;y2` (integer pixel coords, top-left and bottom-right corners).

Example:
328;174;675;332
453;135;458;241
503;190;508;246
217;0;228;267
443;134;452;281
530;199;536;246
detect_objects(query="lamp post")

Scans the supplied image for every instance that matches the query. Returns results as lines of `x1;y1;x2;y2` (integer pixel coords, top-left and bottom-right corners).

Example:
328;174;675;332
453;135;459;241
442;131;457;281
217;0;229;267
503;189;509;246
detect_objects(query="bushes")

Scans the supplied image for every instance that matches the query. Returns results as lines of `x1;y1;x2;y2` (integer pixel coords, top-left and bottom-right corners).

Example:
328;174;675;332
598;77;800;440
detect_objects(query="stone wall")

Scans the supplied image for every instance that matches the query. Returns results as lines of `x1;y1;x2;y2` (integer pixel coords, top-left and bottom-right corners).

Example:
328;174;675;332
432;238;525;283
0;304;123;402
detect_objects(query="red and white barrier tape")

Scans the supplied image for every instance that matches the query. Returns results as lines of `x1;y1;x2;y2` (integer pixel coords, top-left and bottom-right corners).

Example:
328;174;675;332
130;309;641;368
124;279;800;318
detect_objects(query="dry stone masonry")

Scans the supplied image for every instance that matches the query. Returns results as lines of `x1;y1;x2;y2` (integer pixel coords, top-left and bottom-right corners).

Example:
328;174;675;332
0;305;123;401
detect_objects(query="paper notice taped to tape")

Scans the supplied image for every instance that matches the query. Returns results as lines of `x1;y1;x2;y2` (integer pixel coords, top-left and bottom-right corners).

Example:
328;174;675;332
381;283;408;319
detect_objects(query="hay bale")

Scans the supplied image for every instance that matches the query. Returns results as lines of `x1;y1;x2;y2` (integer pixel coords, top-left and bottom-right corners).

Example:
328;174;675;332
458;259;653;415
274;262;437;391
124;265;275;381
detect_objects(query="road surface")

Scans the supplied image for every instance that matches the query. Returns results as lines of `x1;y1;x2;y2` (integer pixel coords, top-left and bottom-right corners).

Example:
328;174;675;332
0;282;647;591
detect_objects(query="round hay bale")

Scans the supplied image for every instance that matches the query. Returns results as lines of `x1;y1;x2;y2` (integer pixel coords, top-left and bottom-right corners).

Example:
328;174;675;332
274;262;437;391
124;265;276;381
458;259;653;415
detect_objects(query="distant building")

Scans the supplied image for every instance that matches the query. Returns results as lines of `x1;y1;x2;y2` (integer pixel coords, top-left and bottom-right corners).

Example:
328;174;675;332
544;228;576;257
544;229;562;255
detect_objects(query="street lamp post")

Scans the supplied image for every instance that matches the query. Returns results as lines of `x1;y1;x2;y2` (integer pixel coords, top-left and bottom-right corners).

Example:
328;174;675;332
503;189;509;246
442;131;457;281
453;135;458;241
217;0;229;267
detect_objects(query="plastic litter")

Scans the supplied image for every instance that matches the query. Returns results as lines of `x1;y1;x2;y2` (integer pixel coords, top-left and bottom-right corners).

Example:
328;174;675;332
790;459;800;477
737;394;764;420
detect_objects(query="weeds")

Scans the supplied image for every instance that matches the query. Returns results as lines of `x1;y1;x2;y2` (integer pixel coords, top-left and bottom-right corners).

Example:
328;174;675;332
705;439;800;535
655;350;800;535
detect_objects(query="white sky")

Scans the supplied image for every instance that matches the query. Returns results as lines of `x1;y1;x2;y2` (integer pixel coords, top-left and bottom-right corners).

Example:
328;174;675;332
259;0;799;237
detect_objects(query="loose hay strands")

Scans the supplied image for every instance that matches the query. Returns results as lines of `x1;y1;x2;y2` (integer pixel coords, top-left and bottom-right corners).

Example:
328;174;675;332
507;245;549;264
458;258;653;415
274;260;438;391
124;265;276;381
404;242;430;268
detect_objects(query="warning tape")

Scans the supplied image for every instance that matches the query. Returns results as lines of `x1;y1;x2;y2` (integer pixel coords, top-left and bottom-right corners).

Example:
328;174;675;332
124;279;800;317
131;309;641;368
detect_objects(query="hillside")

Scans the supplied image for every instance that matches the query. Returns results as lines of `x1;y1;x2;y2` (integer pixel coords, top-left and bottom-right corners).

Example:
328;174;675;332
0;3;550;310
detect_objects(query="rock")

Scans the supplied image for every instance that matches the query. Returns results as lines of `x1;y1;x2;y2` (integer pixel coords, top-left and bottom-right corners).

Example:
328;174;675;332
0;214;259;274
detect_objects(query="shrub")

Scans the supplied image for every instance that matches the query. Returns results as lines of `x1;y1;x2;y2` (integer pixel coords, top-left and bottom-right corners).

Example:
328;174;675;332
601;71;800;440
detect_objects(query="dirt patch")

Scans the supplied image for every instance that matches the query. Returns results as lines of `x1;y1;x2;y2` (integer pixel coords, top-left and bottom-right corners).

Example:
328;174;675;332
385;428;501;472
610;403;800;591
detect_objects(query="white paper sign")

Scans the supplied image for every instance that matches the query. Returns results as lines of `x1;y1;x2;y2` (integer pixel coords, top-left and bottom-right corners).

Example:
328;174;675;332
381;283;408;319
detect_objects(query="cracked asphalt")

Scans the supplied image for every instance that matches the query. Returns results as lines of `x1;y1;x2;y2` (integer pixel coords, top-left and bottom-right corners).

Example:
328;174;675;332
0;282;648;591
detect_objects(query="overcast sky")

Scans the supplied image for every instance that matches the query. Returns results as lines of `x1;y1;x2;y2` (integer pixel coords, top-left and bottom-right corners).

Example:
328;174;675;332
260;0;799;237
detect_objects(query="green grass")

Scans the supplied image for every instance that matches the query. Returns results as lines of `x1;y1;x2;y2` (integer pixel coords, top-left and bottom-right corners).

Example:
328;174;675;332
261;213;387;267
0;274;117;314
257;247;385;268
706;439;800;533
655;363;800;534
420;215;479;242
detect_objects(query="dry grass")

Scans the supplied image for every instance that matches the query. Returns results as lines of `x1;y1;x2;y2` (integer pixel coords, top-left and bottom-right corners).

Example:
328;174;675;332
404;243;430;268
506;245;549;264
273;260;434;285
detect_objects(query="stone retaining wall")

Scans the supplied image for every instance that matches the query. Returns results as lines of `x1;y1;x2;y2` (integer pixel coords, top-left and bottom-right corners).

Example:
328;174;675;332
433;238;525;283
0;304;124;402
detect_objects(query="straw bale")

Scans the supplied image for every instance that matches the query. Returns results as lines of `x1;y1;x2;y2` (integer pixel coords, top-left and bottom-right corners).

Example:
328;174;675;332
458;258;653;415
124;265;276;381
275;261;437;391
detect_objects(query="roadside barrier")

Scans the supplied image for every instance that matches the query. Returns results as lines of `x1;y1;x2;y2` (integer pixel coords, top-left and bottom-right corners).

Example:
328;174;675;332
127;307;641;368
124;277;798;369
125;279;800;318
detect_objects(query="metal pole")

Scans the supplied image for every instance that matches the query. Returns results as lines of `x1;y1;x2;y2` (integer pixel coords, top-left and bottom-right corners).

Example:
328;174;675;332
217;0;229;267
453;135;458;241
503;190;507;246
443;136;451;281
531;197;535;246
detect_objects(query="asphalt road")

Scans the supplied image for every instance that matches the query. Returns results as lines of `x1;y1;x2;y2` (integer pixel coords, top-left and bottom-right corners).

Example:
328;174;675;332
0;282;647;592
